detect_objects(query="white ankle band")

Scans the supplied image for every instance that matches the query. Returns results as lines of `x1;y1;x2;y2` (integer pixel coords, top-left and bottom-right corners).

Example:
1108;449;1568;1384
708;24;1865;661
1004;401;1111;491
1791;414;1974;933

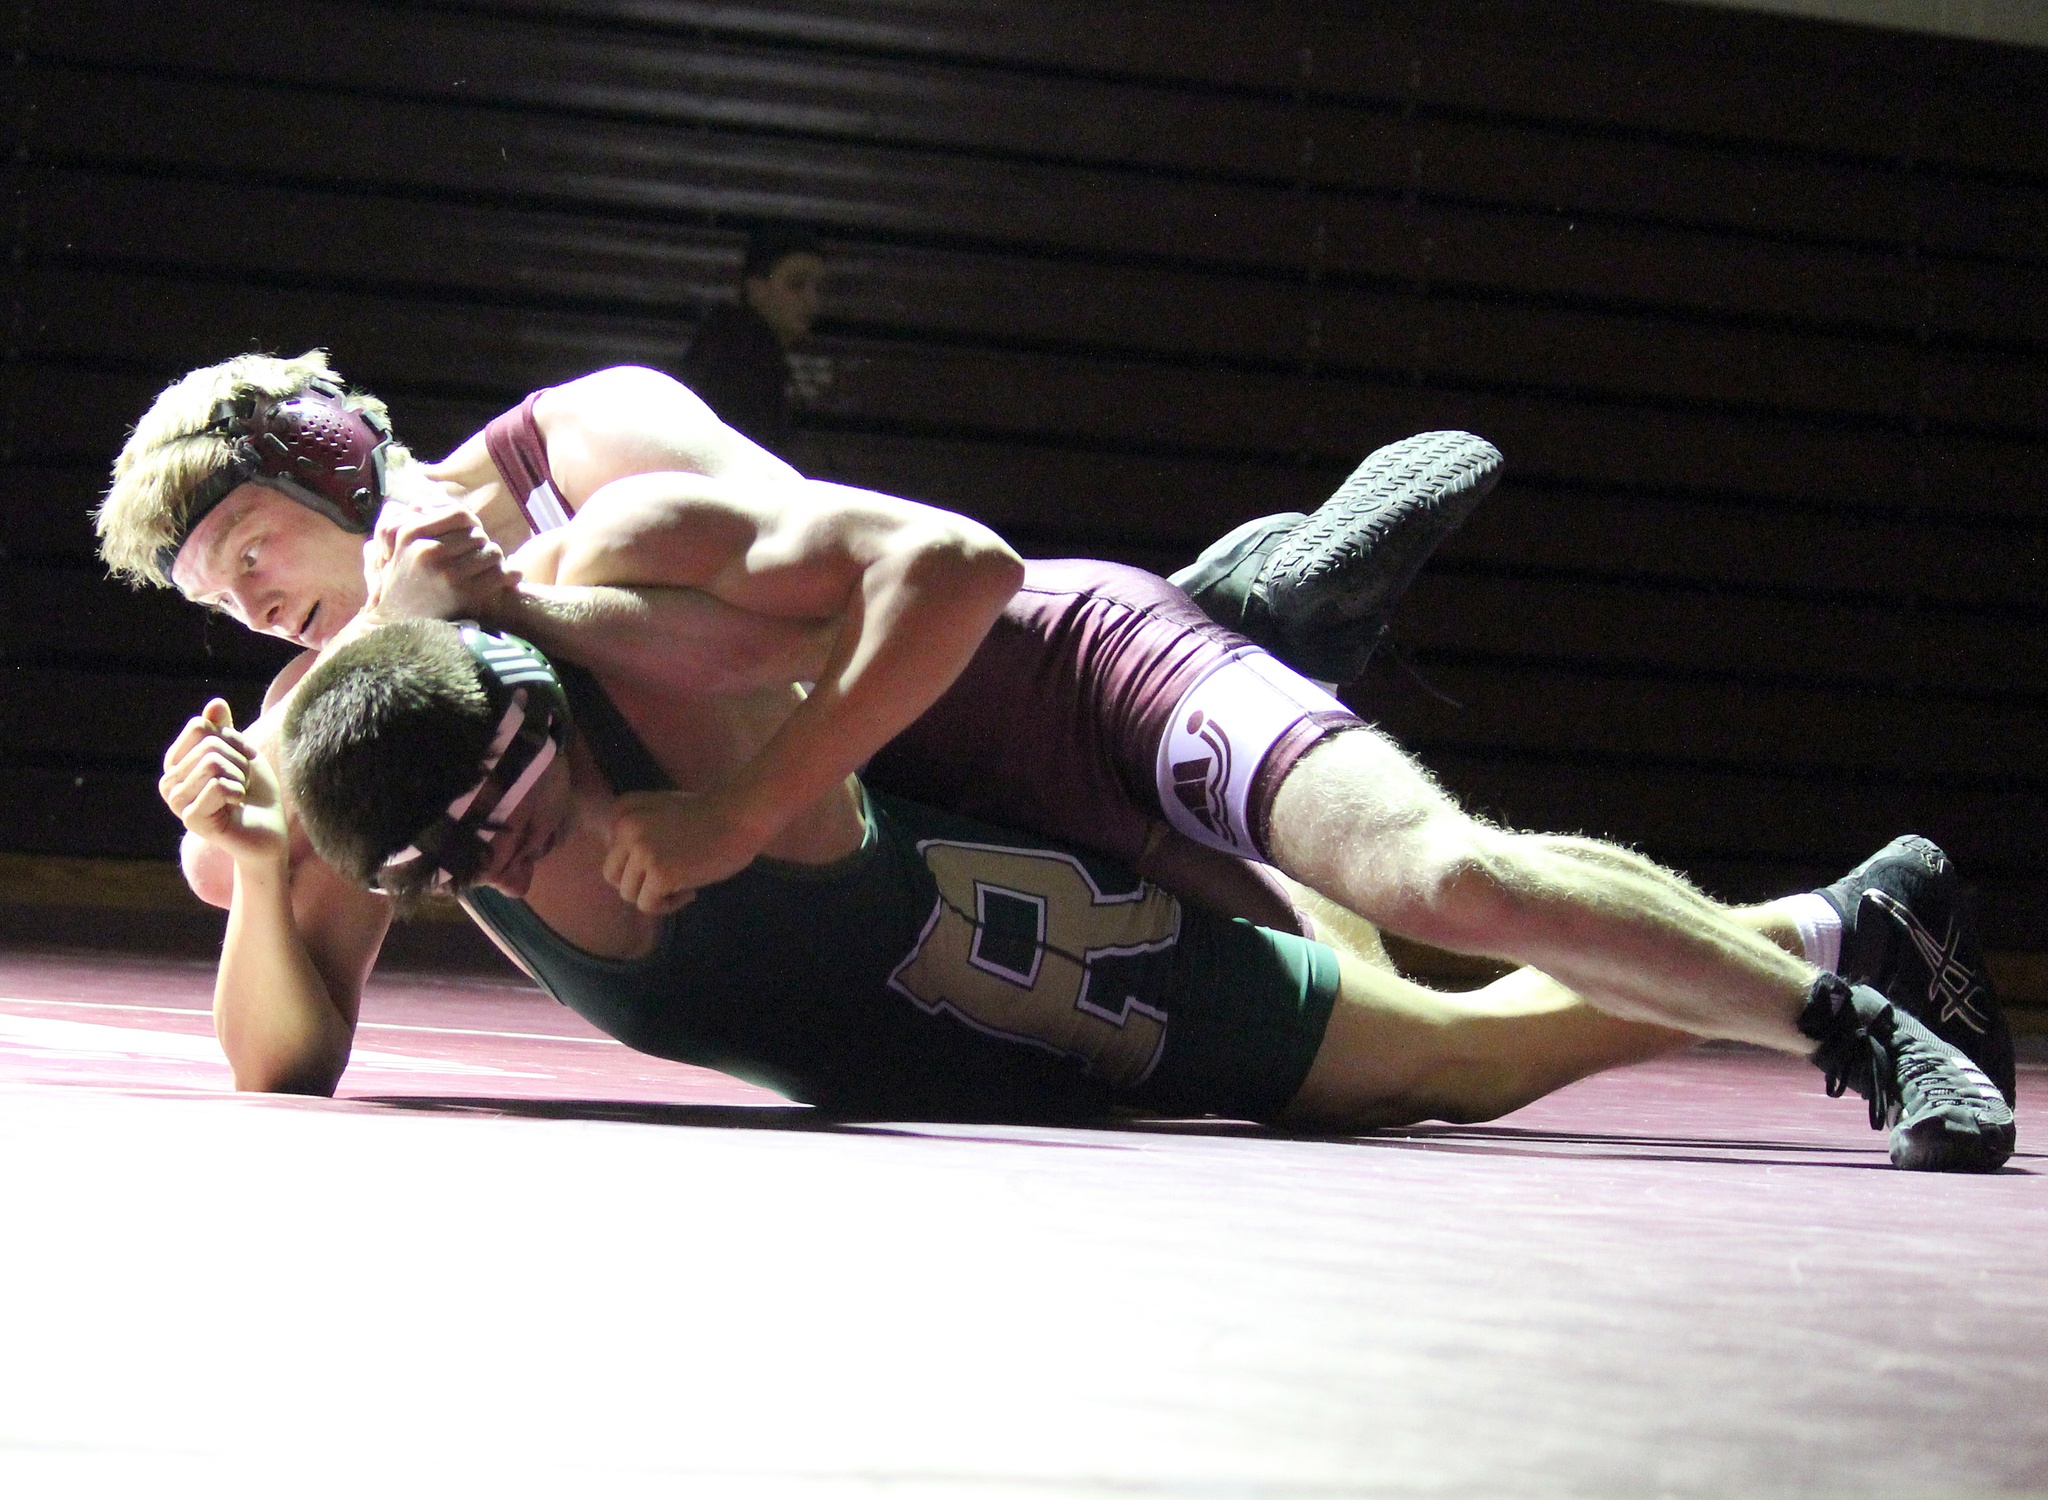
1781;891;1844;974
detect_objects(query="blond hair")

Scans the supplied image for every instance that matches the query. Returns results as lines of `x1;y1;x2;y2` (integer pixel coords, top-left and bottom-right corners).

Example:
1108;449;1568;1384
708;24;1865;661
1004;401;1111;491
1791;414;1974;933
95;350;411;588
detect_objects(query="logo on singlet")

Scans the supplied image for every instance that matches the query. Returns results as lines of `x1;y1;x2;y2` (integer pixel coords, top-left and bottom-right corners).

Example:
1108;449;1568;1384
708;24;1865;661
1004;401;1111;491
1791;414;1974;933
1171;710;1232;838
889;840;1182;1088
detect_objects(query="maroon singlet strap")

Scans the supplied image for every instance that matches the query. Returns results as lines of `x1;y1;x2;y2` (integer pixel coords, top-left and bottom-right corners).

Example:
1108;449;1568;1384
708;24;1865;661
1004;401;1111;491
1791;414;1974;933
481;389;555;532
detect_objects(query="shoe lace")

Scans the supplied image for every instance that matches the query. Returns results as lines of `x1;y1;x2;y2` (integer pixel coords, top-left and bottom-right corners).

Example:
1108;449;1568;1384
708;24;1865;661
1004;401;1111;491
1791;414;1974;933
1379;636;1466;709
1819;1021;1894;1131
1893;1042;1979;1111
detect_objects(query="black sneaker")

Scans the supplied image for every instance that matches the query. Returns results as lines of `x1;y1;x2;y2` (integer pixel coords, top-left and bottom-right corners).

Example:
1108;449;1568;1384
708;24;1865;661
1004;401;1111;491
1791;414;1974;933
1798;974;2015;1173
1820;836;2014;1106
1172;430;1503;683
1171;509;1305;640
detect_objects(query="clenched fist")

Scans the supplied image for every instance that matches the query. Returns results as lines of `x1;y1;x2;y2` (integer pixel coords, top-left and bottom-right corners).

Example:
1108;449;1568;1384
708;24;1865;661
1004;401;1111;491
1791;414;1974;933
159;700;289;868
602;789;775;914
364;502;519;622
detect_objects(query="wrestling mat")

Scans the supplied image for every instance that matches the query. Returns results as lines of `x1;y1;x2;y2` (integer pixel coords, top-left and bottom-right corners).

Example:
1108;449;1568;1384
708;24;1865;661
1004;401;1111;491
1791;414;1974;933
1;945;2041;1498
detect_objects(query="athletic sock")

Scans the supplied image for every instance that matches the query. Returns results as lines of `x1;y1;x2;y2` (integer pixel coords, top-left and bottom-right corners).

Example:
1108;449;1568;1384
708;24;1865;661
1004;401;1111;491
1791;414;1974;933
1779;890;1844;974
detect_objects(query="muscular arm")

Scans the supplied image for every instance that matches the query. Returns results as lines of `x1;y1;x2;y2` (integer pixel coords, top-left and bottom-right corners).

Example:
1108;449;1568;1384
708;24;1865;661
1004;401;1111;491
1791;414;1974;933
483;470;1023;892
215;837;387;1095
166;699;390;1094
386;363;1019;715
363;364;1020;902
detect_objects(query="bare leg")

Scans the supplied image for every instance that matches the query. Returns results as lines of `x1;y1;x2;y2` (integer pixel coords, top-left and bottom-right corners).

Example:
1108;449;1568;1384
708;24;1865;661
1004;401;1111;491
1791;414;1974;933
1282;953;1695;1131
1266;729;1819;1053
1133;823;1304;934
1281;877;1396;972
1736;901;1806;957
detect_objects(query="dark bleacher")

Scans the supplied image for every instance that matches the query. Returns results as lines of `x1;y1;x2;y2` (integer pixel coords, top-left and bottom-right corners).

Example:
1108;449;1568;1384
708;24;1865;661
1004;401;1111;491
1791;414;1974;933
5;0;2044;949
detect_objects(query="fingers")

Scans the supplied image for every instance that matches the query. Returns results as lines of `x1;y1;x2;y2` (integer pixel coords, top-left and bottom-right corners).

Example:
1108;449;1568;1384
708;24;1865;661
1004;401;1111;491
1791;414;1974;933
442;537;506;582
619;854;693;916
606;846;676;915
160;746;250;830
161;702;253;778
374;506;490;581
603;795;697;914
182;760;246;821
163;717;213;773
369;502;513;622
368;514;397;574
604;807;656;907
161;756;239;817
601;830;632;893
161;741;250;804
384;505;491;558
601;794;646;888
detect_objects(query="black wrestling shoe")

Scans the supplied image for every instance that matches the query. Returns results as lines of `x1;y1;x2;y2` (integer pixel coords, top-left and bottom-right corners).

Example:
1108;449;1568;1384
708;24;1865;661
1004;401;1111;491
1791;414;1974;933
1171;430;1504;683
1798;974;2014;1173
1820;836;2014;1106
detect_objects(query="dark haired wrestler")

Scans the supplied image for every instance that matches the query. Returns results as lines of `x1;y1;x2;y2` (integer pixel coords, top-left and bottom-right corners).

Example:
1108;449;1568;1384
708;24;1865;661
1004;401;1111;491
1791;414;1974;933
170;617;2011;1169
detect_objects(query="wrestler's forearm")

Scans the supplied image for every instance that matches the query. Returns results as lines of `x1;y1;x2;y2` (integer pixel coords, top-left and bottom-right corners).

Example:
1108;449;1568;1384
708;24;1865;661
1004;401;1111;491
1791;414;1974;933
212;855;372;1096
482;580;651;669
484;582;790;697
718;521;1021;835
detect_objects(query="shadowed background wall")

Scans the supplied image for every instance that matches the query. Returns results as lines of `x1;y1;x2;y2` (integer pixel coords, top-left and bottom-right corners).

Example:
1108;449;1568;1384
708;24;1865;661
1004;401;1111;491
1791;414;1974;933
3;1;2044;966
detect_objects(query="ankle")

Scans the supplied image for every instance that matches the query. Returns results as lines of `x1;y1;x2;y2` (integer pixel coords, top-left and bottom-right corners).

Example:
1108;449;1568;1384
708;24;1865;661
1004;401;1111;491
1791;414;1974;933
1796;972;1870;1046
1773;892;1844;972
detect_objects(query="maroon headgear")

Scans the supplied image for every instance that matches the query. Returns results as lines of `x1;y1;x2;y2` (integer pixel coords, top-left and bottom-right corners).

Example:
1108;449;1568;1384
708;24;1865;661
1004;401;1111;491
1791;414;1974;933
157;376;393;577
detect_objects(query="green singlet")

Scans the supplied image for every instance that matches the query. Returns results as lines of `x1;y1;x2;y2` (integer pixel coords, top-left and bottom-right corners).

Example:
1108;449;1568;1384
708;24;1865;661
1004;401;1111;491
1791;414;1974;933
463;670;1341;1121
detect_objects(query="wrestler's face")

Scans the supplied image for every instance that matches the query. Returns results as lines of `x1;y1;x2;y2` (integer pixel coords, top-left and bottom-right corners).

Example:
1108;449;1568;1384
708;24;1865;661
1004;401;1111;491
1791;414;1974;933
744;251;824;347
170;485;369;651
473;754;577;900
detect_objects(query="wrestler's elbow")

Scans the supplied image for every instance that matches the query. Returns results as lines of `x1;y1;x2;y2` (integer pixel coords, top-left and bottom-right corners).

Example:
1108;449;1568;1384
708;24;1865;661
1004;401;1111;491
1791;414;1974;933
226;1039;347;1097
218;991;355;1097
181;832;235;910
894;516;1023;614
232;1065;343;1098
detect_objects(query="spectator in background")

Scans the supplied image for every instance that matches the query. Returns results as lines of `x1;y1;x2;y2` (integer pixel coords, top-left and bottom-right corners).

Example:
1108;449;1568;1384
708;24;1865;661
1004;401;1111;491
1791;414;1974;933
678;225;825;459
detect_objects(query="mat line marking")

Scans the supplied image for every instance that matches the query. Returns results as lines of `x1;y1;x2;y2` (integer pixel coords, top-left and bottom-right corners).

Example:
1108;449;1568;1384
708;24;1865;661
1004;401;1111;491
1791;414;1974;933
0;995;623;1046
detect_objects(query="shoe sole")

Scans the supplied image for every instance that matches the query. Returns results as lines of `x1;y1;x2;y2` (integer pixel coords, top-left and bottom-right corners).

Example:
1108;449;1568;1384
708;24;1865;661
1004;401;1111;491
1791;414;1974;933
1253;430;1504;629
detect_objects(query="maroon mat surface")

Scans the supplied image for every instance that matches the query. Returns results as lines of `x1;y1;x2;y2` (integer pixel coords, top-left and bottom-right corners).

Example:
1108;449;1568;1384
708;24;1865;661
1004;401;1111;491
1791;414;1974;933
1;945;2041;1498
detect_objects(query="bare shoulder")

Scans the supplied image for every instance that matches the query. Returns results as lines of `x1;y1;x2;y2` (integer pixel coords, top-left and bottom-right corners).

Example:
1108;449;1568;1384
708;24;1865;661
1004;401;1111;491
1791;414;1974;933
424;427;505;497
538;367;721;483
260;649;322;715
536;366;799;501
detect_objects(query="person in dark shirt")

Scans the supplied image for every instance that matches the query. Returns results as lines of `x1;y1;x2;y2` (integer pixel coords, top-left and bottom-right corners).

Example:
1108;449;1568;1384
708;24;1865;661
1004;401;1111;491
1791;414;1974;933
679;226;825;457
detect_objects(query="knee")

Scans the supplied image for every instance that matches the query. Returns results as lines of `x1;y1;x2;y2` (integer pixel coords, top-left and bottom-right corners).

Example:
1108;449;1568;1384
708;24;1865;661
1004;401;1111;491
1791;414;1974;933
1373;820;1531;955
